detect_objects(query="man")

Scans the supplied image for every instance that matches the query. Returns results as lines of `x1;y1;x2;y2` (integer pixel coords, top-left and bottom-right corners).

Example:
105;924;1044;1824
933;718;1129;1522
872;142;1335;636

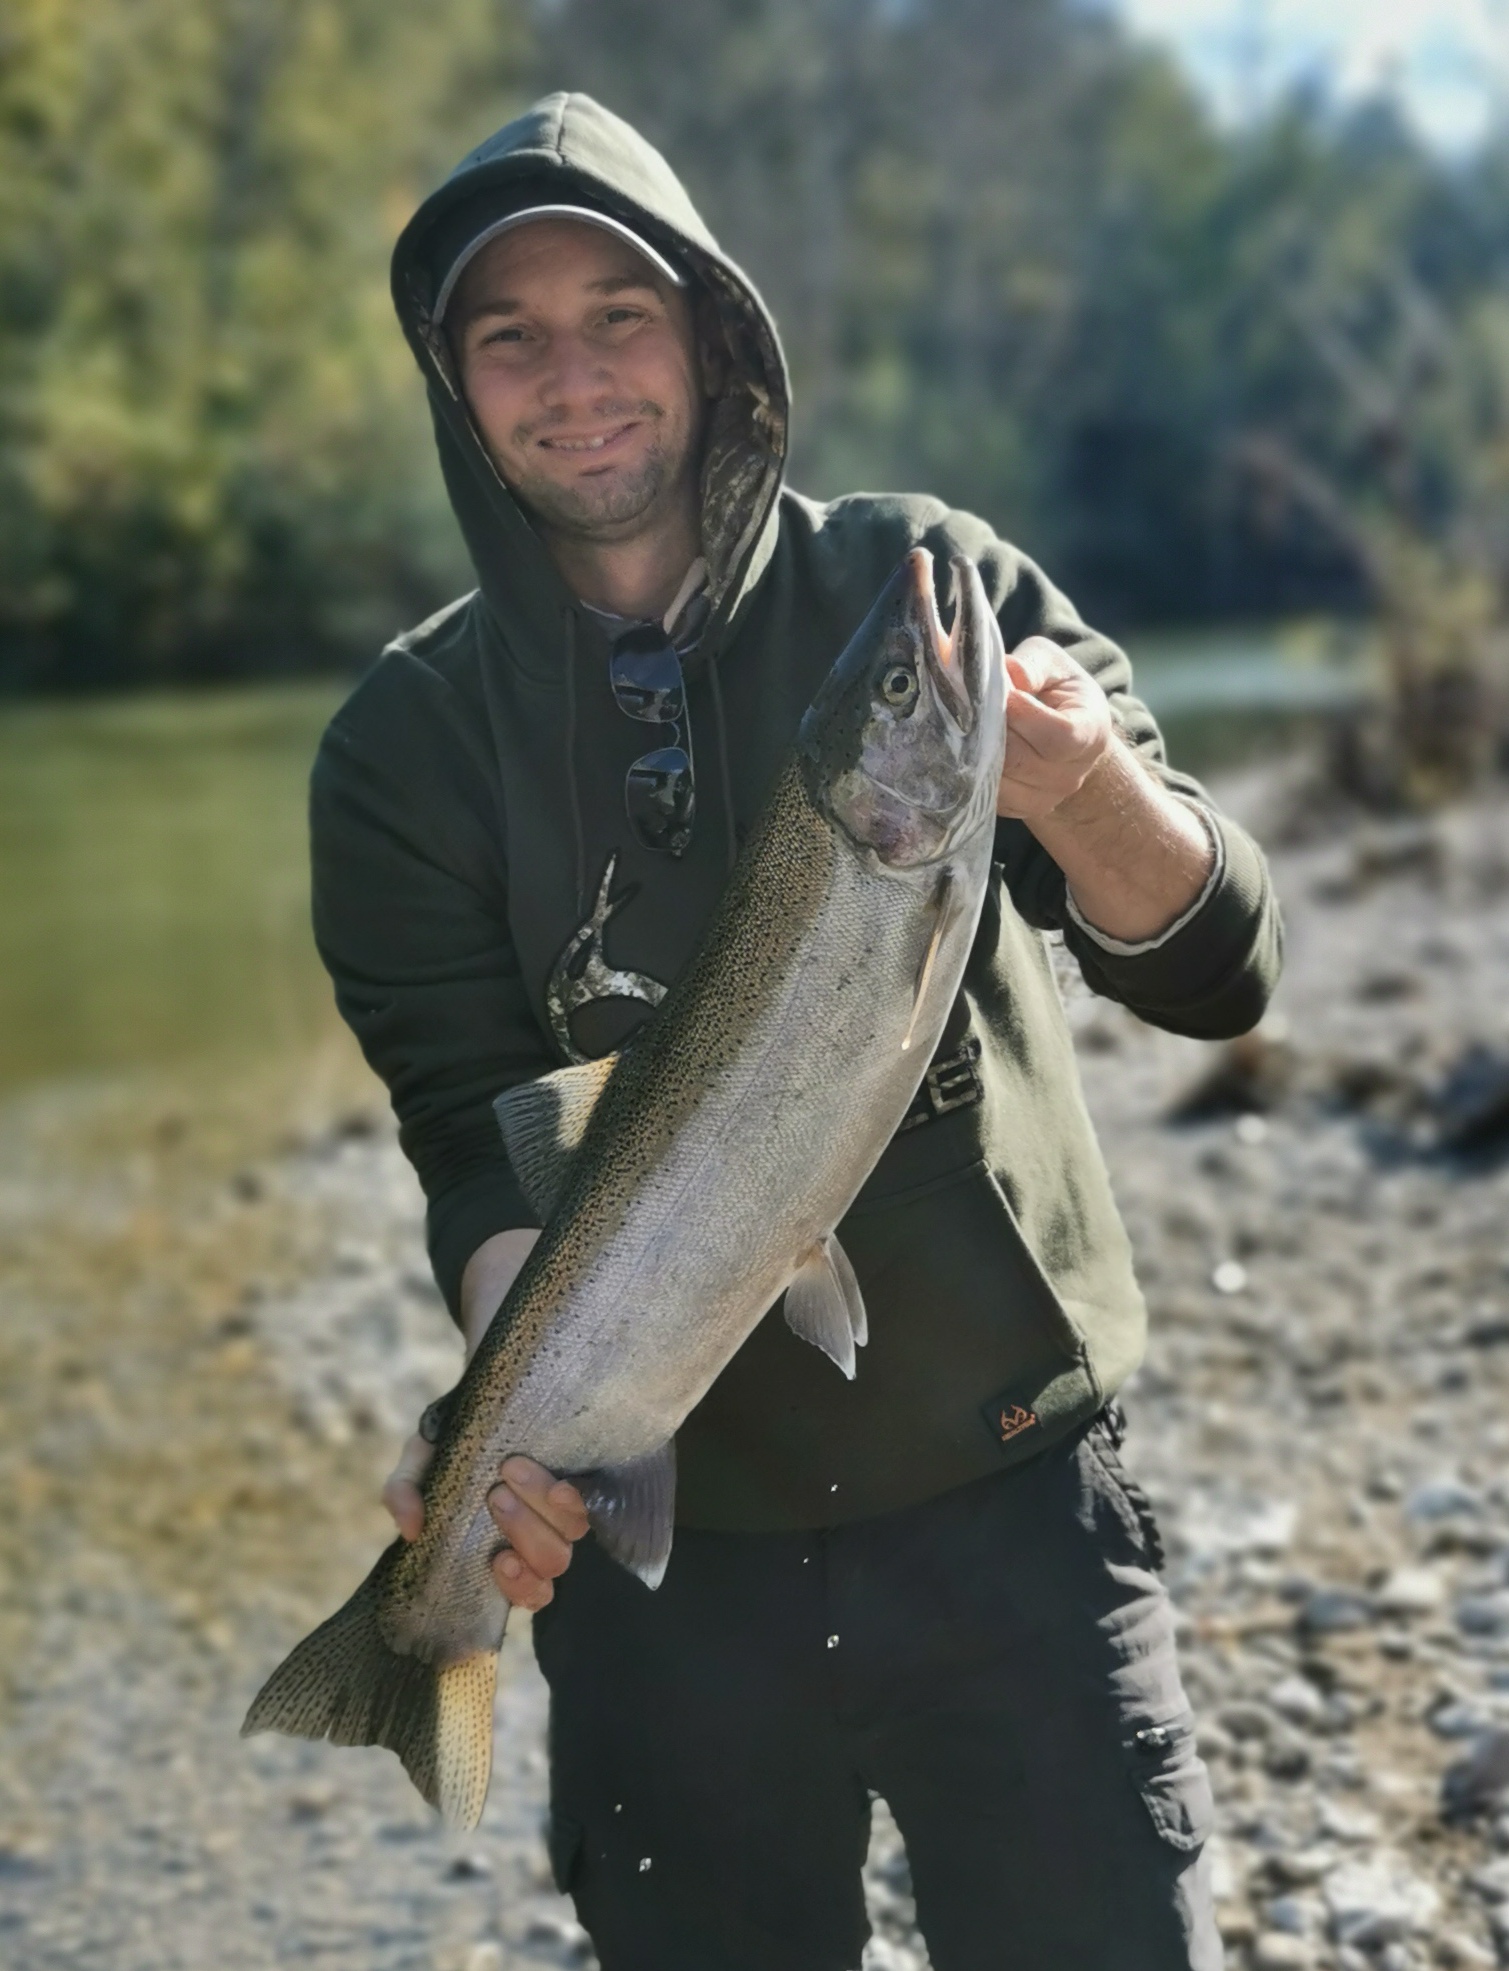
312;91;1278;1970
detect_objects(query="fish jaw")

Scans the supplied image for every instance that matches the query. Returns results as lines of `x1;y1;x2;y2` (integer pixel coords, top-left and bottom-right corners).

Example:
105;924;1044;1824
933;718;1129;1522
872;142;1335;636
798;550;1006;871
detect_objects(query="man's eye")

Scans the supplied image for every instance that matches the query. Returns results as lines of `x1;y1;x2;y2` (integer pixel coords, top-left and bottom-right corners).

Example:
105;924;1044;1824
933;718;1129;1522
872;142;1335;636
602;308;644;327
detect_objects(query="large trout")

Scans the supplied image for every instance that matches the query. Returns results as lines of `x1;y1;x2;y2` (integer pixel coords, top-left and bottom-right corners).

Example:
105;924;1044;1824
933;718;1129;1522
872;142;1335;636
243;548;1007;1826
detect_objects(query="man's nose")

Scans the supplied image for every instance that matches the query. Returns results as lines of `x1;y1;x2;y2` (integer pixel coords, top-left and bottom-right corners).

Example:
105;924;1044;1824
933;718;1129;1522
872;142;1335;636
536;333;616;409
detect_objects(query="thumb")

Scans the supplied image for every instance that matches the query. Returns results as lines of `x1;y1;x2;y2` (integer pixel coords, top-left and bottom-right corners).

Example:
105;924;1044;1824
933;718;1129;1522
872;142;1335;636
381;1431;434;1542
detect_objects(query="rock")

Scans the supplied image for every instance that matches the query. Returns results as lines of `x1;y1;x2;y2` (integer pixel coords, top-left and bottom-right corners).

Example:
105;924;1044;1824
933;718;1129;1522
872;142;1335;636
1179;1492;1297;1562
1374;1947;1418;1971
286;1782;341;1822
1196;1718;1235;1761
1374;1567;1446;1617
1432;1700;1498;1740
1216;1905;1256;1946
1458;1592;1509;1638
1322;1854;1440;1947
464;1947;504;1971
1433;1044;1509;1155
1406;1480;1483;1522
1265;1893;1319;1936
521;1913;591;1958
1300;1588;1374;1634
1437;1932;1497;1968
1267;1848;1335;1888
1252;1934;1316;1969
1317;1800;1381;1844
1269;1675;1327;1728
1466;1859;1509;1904
1166;1023;1296;1121
1212;1259;1249;1295
1264;1732;1313;1781
1222;1701;1276;1741
446;1851;493;1880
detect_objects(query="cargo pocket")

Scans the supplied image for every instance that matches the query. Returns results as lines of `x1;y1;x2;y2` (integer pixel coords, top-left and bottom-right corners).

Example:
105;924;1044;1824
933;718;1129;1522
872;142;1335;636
547;1810;585;1895
1122;1711;1215;1854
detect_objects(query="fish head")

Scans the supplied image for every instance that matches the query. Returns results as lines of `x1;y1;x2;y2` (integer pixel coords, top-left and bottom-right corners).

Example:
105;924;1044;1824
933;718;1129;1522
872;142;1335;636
799;549;1006;869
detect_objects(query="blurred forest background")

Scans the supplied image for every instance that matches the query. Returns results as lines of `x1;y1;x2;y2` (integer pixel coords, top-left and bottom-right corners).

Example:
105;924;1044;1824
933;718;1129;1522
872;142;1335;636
5;0;1509;691
3;0;1509;1090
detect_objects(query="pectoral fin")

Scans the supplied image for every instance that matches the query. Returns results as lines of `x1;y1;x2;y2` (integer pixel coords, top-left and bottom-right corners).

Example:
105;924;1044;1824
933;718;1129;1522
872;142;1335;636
784;1234;868;1378
902;869;959;1052
494;1054;619;1220
575;1440;677;1590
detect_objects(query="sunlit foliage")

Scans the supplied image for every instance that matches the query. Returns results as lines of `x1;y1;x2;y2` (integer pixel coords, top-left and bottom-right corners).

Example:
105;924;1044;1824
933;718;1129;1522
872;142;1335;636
0;0;526;685
3;0;1509;688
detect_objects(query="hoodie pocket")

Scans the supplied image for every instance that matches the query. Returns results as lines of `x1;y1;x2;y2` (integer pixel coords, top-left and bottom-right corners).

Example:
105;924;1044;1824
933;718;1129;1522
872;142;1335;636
835;1154;1098;1463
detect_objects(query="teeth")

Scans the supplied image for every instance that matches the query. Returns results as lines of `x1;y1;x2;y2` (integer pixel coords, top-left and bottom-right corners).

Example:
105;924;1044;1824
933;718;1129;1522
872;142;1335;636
545;433;615;451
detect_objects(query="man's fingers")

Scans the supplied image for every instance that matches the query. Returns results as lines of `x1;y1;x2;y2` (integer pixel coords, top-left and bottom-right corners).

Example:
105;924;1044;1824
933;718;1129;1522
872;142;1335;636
486;1481;577;1581
1005;635;1065;693
382;1432;434;1542
498;1456;591;1540
489;1547;556;1611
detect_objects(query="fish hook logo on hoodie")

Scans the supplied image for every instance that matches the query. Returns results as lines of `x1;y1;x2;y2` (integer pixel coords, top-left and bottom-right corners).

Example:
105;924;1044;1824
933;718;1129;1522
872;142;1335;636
547;851;669;1064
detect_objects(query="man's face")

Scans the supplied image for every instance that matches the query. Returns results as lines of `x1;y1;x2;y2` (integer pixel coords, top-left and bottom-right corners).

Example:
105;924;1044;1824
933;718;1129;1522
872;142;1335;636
448;219;713;542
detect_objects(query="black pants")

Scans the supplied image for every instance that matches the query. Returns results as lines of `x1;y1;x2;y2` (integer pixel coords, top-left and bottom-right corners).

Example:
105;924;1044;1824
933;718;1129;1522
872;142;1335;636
531;1419;1221;1971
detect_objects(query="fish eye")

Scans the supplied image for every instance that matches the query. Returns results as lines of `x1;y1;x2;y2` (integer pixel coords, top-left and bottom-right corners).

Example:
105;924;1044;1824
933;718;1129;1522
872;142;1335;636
880;665;917;708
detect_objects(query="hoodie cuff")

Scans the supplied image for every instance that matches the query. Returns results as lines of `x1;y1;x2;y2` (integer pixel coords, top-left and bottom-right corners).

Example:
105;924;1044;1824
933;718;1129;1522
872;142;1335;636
426;1165;540;1327
1065;799;1224;956
1063;811;1278;1033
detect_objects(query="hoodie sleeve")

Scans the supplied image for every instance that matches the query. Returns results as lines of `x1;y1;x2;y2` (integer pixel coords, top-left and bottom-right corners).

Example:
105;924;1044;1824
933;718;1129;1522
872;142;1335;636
930;514;1283;1041
309;652;553;1325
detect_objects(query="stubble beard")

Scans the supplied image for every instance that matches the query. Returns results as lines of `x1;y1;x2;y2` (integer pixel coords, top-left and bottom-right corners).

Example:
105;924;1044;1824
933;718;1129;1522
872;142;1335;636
505;410;690;543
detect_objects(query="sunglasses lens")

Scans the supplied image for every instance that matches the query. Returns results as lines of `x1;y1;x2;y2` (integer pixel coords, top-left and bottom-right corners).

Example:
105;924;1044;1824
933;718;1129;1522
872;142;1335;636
626;746;694;856
610;629;685;723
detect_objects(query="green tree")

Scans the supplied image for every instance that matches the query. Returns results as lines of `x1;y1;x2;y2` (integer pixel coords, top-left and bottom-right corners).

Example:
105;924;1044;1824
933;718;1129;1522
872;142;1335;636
0;0;527;687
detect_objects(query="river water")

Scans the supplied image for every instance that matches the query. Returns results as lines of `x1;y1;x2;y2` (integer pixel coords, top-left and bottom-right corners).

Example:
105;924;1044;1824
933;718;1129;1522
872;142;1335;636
0;625;1365;1097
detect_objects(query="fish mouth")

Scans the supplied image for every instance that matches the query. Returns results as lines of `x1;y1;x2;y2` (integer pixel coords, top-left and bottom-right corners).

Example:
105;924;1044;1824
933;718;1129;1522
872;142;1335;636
899;548;974;737
797;543;1007;868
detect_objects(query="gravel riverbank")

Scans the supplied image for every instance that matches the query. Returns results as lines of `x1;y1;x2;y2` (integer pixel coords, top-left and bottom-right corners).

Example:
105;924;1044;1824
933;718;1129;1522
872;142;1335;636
4;771;1509;1970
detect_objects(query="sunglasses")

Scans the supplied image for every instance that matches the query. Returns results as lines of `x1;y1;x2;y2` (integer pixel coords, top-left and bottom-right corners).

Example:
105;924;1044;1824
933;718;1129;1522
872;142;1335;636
608;624;695;857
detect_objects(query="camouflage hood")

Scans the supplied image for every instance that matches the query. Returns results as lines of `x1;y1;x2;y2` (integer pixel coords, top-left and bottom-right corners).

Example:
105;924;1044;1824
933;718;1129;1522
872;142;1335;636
390;91;791;669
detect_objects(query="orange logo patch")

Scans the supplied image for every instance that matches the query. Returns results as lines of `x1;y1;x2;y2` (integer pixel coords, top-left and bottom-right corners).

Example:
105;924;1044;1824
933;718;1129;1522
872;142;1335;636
998;1403;1039;1443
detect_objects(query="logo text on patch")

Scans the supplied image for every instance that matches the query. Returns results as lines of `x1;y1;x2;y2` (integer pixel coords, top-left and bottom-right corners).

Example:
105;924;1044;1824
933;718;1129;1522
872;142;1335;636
997;1403;1039;1443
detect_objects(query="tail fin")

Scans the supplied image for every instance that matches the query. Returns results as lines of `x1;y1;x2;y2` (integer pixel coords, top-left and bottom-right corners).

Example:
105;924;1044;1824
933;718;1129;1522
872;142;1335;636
241;1548;500;1830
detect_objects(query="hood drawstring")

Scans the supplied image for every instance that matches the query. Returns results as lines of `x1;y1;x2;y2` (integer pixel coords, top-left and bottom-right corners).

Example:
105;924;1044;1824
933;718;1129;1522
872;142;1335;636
563;608;587;917
705;646;739;878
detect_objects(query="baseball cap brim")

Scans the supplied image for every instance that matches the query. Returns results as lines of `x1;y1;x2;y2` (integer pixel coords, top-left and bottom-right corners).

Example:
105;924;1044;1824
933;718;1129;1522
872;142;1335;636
432;203;687;324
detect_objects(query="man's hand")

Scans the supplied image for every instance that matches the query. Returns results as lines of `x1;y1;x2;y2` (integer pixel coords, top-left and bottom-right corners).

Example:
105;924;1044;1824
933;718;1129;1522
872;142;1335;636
380;1227;592;1612
995;635;1114;822
997;634;1216;945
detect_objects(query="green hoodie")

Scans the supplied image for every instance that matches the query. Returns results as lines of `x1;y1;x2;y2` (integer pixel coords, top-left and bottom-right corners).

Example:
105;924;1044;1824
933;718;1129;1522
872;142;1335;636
310;92;1281;1531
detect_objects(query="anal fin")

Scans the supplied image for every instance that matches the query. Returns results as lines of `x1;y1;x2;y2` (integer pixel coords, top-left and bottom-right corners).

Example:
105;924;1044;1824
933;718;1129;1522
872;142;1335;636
784;1234;868;1377
575;1440;677;1589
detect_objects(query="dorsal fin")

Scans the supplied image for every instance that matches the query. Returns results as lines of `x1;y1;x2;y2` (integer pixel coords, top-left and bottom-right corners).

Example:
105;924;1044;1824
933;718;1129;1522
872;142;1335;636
493;1055;619;1221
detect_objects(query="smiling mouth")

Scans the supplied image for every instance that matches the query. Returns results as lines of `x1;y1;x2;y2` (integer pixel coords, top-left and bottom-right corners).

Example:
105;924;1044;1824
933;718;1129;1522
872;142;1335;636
536;422;639;455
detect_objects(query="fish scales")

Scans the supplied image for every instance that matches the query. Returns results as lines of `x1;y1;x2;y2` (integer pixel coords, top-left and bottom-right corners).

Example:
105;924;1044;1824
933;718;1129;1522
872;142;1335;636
243;546;1007;1827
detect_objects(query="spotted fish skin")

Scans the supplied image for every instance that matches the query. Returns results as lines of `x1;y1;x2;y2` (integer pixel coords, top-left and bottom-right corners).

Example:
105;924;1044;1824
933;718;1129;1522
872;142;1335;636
242;548;1007;1827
